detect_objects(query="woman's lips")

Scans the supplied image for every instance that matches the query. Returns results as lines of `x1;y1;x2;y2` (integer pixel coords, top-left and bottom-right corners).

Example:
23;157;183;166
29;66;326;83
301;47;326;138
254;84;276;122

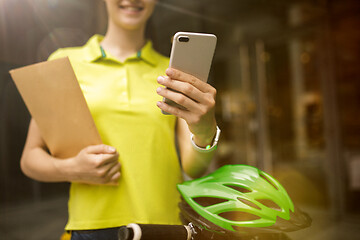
119;5;144;13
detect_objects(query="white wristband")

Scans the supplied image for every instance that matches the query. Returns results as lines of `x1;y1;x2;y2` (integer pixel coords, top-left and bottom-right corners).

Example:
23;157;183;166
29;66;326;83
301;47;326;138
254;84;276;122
190;126;221;153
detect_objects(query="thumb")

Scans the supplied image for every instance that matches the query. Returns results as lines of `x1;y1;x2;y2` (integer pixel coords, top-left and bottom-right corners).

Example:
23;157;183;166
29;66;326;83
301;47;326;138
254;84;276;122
86;144;117;154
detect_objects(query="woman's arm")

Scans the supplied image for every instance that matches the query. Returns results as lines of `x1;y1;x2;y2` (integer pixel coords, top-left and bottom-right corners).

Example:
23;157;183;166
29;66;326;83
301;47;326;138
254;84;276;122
156;68;219;178
20;119;121;185
176;118;217;178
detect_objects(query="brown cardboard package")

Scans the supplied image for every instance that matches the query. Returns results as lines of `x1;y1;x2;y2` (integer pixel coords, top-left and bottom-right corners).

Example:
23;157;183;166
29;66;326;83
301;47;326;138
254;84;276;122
9;57;102;158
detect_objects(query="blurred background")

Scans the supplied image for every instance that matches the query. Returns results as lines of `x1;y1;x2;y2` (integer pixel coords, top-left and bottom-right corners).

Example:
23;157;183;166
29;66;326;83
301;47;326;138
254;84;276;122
1;0;359;239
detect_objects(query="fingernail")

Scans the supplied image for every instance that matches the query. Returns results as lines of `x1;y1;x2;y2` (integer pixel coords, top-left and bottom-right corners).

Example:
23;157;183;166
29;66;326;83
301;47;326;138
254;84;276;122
166;68;173;76
113;172;121;181
107;146;116;152
156;87;162;93
157;76;164;83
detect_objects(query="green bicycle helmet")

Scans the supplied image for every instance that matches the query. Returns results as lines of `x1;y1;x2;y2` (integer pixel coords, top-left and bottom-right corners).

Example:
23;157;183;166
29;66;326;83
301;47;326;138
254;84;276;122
177;165;300;233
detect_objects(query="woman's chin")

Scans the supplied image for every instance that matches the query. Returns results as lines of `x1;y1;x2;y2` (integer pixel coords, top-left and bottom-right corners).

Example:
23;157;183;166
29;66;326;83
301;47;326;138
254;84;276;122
113;17;147;31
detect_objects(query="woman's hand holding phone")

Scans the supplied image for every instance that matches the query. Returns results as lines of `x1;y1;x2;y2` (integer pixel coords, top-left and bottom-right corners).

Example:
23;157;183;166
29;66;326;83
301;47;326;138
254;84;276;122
156;32;218;146
156;68;217;147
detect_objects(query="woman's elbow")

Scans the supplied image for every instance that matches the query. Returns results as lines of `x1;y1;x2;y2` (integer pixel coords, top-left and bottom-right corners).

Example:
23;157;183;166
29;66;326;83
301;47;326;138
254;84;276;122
19;151;37;180
20;153;30;177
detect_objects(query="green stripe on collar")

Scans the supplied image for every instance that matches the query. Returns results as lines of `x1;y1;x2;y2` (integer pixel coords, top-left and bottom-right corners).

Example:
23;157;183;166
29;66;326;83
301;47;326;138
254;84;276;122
100;45;106;58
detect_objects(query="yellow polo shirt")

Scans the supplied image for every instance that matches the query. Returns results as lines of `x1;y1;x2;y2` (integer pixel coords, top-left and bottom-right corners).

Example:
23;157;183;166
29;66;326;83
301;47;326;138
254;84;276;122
48;35;182;230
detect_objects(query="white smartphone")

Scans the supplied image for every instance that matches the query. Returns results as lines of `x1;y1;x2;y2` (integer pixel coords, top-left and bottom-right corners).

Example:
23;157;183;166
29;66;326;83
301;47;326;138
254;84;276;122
162;32;217;115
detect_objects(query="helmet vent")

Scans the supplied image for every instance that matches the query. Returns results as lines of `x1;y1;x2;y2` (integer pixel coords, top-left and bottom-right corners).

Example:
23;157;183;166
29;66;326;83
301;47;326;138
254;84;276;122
219;211;261;221
257;199;282;211
237;198;261;210
192;197;228;207
260;172;279;190
224;184;252;193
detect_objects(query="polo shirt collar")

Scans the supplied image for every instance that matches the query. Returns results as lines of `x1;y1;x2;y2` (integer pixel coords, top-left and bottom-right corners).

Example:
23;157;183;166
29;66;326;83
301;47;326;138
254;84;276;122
83;35;104;62
138;41;158;66
83;34;158;66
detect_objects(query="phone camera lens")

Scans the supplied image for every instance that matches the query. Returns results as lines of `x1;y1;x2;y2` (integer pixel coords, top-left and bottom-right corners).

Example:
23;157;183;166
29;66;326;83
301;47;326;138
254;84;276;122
178;36;189;42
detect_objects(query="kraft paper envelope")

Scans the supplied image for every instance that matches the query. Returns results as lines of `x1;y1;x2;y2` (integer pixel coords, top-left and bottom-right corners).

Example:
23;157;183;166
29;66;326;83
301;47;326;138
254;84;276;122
10;57;102;158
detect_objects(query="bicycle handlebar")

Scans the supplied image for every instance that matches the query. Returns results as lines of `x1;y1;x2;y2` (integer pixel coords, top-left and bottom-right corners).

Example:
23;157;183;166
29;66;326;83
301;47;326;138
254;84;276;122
118;223;192;240
117;223;294;240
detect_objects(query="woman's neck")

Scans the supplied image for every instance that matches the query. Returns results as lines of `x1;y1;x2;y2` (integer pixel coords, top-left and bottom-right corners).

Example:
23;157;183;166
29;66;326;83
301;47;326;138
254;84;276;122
101;23;146;62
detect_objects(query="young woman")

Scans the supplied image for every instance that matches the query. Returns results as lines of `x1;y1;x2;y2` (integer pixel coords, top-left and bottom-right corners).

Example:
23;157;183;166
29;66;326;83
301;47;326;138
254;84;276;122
20;0;219;239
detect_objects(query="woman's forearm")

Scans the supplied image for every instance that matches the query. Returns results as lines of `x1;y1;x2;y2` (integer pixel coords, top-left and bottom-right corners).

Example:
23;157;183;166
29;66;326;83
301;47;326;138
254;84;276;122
181;144;216;178
20;147;72;182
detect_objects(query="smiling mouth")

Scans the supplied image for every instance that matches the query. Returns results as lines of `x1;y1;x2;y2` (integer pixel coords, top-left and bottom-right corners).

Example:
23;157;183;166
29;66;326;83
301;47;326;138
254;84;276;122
119;5;144;12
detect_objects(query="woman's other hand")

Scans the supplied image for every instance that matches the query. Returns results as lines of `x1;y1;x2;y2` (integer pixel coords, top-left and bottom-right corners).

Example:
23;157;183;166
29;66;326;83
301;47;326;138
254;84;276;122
58;144;121;186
